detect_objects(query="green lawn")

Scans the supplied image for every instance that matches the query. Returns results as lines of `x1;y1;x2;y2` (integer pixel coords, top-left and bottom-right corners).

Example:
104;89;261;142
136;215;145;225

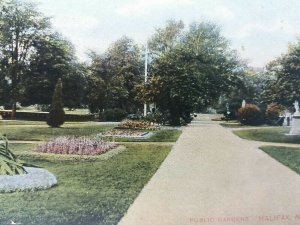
1;143;172;225
233;127;300;143
260;146;300;174
0;124;114;141
220;122;269;128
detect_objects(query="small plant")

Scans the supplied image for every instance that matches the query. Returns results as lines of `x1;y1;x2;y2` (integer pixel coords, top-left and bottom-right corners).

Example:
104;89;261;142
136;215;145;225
47;78;65;127
265;103;285;125
237;104;264;125
35;137;118;155
0;135;26;176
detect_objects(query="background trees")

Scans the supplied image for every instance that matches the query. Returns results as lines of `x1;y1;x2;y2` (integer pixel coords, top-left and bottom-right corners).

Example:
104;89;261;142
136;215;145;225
140;21;243;125
0;0;50;116
86;37;143;114
263;39;300;107
22;33;86;109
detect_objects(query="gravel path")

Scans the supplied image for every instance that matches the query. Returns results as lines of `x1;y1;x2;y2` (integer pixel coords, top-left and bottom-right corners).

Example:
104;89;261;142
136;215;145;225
119;114;300;225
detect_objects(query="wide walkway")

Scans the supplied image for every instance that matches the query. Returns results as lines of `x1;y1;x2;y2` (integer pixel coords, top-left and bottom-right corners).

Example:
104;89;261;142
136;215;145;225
119;115;300;225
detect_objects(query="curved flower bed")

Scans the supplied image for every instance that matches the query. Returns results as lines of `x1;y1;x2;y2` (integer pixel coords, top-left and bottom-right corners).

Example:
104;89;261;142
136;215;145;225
101;129;154;139
0;167;57;193
35;137;118;155
118;120;160;130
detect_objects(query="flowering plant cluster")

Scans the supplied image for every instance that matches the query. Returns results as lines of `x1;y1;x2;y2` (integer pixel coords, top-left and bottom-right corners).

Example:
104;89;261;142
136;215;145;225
103;129;148;137
118;120;160;130
35;137;118;155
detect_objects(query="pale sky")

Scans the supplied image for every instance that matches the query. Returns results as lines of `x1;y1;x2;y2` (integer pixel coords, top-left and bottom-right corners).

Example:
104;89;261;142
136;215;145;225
36;0;300;67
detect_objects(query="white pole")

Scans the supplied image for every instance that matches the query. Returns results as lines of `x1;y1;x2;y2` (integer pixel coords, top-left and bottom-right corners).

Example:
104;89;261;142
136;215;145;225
144;43;148;117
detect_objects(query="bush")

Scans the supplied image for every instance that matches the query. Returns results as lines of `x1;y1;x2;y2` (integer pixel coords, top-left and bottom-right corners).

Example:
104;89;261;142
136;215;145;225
144;112;167;125
99;108;127;122
0;111;95;122
237;104;264;125
265;103;285;126
47;79;65;127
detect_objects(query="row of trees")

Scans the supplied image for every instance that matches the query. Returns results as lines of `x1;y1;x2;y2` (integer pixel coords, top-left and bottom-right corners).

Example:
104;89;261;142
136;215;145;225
1;0;300;125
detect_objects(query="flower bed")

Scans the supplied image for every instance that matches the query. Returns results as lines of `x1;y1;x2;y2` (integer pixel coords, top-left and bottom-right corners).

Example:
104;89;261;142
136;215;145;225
0;167;57;193
118;120;160;130
101;129;154;139
35;137;118;155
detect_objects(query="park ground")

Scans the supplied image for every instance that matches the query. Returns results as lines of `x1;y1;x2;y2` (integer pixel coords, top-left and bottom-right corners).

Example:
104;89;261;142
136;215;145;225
2;116;300;225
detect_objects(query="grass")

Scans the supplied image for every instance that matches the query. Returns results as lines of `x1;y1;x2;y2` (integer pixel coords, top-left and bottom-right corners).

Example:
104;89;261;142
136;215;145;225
220;122;269;128
233;127;300;144
260;146;300;175
0;124;114;141
1;143;172;225
103;129;182;143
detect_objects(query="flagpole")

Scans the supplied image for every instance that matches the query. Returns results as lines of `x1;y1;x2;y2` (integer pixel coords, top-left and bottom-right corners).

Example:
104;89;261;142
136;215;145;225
144;43;148;117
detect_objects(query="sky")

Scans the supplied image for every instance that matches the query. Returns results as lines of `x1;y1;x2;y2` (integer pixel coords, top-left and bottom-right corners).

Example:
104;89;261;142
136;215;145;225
36;0;300;68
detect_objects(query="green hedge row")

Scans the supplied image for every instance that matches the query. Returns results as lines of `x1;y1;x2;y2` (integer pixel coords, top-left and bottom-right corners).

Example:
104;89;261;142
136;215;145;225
0;111;96;122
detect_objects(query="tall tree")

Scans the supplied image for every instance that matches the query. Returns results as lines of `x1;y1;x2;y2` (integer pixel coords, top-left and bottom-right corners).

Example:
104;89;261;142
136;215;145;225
22;33;86;109
0;0;50;117
264;39;300;107
141;21;242;125
87;37;143;113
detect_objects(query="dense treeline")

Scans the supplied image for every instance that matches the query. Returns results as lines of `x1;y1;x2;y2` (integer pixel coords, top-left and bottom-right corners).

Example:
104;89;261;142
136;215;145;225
1;0;299;125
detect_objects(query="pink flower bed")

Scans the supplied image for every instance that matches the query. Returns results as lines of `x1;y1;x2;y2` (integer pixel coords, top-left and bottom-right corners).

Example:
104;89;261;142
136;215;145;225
35;137;118;155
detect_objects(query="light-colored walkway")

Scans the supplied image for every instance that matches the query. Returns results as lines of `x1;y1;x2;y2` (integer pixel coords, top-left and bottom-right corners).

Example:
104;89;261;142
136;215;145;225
119;114;300;225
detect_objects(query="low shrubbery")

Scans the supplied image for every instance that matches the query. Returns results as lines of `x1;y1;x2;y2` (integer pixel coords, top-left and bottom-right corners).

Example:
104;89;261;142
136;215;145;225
265;103;285;126
0;110;96;122
99;108;127;122
237;104;264;125
118;119;160;130
35;137;118;155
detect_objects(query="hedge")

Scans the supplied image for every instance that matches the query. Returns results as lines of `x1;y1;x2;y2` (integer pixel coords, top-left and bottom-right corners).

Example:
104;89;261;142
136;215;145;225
0;111;96;122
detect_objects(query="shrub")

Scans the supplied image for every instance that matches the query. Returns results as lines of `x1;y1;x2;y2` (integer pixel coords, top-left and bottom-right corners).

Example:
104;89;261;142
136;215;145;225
144;112;167;125
35;137;118;155
99;108;127;122
237;104;264;125
0;135;27;175
265;103;285;125
47;79;65;127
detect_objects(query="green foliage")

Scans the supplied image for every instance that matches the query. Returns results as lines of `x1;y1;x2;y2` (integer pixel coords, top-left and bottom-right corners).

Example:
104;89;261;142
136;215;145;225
0;135;26;175
142;21;242;125
237;104;264;125
99;108;127;122
264;39;300;106
0;0;50;112
22;33;85;109
47;79;65;127
265;103;285;125
144;112;168;125
87;37;143;113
